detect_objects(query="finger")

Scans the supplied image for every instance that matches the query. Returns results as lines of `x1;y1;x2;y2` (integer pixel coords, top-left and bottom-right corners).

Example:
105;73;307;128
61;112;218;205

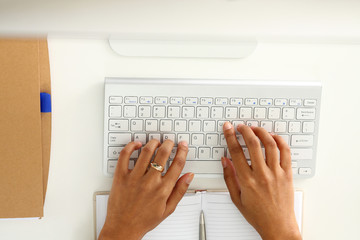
131;139;161;178
223;122;251;178
273;135;292;173
251;127;280;170
147;140;174;177
222;157;242;206
238;124;267;172
163;141;188;184
114;141;142;177
164;173;194;218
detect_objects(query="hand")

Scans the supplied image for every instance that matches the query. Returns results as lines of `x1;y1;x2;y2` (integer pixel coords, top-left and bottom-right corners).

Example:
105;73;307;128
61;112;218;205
98;139;194;240
222;122;302;240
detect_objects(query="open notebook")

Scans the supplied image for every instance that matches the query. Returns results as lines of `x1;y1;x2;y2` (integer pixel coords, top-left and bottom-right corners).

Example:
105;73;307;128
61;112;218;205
95;191;303;240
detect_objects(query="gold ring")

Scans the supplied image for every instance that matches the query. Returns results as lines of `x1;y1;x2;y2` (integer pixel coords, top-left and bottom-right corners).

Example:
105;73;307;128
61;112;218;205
150;162;164;173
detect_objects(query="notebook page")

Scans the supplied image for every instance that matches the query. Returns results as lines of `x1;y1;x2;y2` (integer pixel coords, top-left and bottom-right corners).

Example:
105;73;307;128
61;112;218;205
202;191;303;240
143;192;201;240
95;194;110;239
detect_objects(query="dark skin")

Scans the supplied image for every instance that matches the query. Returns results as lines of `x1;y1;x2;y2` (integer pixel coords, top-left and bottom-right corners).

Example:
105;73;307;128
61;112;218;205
99;123;302;240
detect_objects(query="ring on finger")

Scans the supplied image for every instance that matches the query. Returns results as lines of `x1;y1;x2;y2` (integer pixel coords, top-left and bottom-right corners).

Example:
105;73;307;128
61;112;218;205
150;162;164;173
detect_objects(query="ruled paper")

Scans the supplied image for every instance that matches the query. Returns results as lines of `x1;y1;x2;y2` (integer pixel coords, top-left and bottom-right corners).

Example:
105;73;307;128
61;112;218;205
142;192;201;240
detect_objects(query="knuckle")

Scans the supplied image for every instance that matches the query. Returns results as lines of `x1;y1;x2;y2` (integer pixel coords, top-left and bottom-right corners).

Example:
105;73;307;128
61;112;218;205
264;139;277;149
247;137;260;148
142;145;154;154
173;157;186;168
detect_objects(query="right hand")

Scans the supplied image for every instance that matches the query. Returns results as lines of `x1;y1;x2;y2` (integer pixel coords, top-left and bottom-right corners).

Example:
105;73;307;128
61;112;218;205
222;122;302;240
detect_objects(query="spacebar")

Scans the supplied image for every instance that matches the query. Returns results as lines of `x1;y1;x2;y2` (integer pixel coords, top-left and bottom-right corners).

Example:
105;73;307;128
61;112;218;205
172;160;223;174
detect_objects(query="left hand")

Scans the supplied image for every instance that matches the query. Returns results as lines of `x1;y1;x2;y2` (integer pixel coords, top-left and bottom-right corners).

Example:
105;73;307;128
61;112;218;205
98;139;194;240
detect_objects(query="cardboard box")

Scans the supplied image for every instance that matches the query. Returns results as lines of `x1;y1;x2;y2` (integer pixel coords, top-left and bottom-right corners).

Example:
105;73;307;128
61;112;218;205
0;39;51;218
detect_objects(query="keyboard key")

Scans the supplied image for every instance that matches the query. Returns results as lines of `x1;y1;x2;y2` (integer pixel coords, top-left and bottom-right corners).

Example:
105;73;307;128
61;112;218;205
240;108;252;118
134;133;146;145
170;147;177;158
283;108;295;119
215;97;228;105
297;108;316;120
191;134;204;145
204;120;216;132
206;134;218;146
303;122;315;133
291;135;313;147
139;96;153;104
149;133;161;141
174;120;187;132
160;120;173;132
189;120;201;132
145;120;158;131
299;167;312;175
200;97;213;105
220;134;226;145
230;98;242;105
260;121;273;132
274;121;287;133
289;121;301;133
178;161;223;174
291;149;313;160
198;147;211;159
225;107;238;118
245;98;258;105
163;133;176;143
109;120;129;131
290;99;302;106
217;121;226;132
246;121;258;127
196;106;209;118
211;107;224;118
292;168;298;175
130;119;143;131
185;97;198;105
108;160;135;173
123;105;137;118
212;147;225;160
109;106;122;117
232;121;245;132
153;106;166;118
168;106;180;118
254;108;266;119
275;98;287;106
109;133;131;145
170;97;183;104
260;98;273;106
178;134;190;144
108;147;138;159
139;105;151;118
304;99;317;106
124;96;137;104
109;96;123;104
182;106;195;118
187;148;197;160
268;107;281;119
155;96;168;104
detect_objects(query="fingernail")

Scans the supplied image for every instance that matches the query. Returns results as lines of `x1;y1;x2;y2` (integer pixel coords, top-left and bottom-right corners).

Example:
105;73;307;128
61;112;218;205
221;157;227;168
223;122;232;130
179;141;188;148
270;132;275;136
186;173;194;184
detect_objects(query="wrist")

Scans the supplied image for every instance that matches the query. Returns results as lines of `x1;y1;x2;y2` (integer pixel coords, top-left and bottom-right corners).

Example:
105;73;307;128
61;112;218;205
98;221;144;240
261;225;302;240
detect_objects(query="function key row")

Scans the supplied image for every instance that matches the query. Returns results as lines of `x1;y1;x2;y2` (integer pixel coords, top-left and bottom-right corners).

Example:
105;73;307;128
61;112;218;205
109;96;317;106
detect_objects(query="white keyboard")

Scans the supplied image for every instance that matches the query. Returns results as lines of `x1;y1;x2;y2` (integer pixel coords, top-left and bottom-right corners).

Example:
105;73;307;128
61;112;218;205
103;78;322;178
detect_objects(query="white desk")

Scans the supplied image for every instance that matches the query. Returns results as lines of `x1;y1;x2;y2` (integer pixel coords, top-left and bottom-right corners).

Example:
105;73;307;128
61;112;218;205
1;38;360;239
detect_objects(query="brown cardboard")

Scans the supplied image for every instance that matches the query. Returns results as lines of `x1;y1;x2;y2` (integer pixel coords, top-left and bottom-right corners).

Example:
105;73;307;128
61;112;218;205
0;39;51;218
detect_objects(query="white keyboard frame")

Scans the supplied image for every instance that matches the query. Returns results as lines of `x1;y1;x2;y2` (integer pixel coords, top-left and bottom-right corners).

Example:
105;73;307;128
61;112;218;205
103;78;322;178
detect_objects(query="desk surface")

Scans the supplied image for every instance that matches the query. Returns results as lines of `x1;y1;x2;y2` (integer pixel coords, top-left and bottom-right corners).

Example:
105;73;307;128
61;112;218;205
0;38;360;239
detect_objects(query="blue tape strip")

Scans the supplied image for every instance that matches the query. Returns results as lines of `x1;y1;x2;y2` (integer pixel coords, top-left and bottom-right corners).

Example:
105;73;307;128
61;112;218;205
40;92;51;113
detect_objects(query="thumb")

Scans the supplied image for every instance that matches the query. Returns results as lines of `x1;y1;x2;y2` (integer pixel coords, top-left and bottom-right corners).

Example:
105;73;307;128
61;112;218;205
222;157;242;206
